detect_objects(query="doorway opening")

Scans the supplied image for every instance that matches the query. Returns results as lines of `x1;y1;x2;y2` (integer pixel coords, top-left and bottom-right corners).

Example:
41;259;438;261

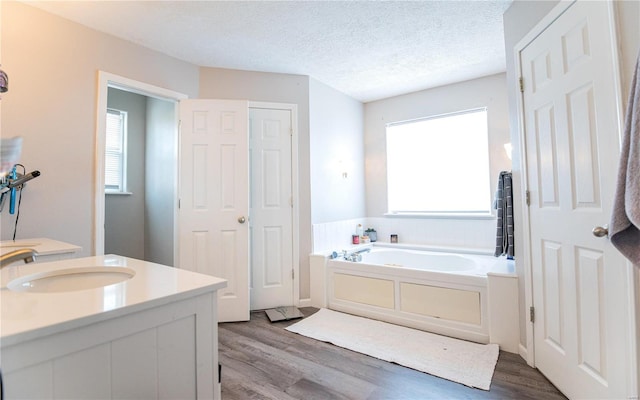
94;71;187;265
104;87;176;265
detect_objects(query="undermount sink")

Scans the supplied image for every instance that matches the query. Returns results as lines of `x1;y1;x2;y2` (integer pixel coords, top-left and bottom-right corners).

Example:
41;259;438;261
7;267;136;293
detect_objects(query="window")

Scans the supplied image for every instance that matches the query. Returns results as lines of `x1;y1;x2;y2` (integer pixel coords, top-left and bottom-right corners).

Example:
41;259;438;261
386;108;491;215
105;108;127;193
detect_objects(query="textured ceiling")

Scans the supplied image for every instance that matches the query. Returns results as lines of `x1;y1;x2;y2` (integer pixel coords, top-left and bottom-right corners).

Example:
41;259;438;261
25;0;513;102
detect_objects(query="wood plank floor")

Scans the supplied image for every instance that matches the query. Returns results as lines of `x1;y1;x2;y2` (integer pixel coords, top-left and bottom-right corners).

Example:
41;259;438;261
219;307;566;399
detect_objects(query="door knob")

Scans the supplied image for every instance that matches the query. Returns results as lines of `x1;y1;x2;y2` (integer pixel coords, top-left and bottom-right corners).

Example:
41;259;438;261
592;225;608;238
238;216;246;224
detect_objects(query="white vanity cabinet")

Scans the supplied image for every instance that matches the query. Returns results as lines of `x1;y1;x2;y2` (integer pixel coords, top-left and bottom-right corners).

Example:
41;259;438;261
0;255;227;399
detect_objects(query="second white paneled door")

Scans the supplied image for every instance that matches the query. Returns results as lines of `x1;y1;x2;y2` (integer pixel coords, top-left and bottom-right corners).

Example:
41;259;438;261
249;108;294;310
179;99;250;322
520;1;635;398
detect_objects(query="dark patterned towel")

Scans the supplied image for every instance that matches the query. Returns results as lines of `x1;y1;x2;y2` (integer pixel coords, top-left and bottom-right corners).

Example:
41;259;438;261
494;171;514;258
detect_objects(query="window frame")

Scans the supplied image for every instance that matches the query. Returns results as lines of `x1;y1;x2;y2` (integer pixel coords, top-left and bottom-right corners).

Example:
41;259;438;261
384;107;494;219
104;108;129;194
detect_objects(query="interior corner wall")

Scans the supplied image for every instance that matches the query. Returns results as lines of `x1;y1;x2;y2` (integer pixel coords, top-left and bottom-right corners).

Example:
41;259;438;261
105;88;147;260
309;78;365;224
198;67;313;299
503;0;560;356
145;97;176;266
1;1;199;255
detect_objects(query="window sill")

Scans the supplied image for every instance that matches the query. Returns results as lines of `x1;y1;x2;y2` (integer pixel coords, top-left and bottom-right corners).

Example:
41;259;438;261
105;191;133;196
384;212;495;220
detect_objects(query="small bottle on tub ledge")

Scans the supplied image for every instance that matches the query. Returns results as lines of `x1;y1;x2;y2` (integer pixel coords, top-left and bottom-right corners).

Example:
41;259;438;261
390;234;398;243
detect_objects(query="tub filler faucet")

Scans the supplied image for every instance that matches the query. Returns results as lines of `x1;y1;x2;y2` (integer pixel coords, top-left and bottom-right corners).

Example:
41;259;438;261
330;250;346;260
347;248;371;262
0;248;38;268
353;248;371;254
330;248;370;262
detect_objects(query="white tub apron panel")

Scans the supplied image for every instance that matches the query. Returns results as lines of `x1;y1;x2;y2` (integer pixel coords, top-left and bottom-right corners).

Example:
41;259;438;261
400;283;481;325
318;246;519;351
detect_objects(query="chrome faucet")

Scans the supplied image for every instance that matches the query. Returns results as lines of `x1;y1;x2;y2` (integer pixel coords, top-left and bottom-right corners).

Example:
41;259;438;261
330;248;371;262
0;248;38;268
353;248;371;255
346;248;371;262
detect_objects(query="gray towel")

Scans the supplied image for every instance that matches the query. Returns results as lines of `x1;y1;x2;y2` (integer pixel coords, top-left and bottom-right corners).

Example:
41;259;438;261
494;171;514;258
610;52;640;266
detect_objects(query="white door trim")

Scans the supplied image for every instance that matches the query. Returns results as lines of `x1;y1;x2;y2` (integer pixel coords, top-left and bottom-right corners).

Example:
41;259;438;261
248;101;300;306
94;71;187;263
512;0;574;367
513;3;636;393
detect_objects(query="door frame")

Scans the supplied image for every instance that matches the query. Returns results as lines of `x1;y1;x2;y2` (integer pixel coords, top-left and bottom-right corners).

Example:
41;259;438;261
513;2;637;388
512;0;575;367
93;71;187;264
248;101;300;306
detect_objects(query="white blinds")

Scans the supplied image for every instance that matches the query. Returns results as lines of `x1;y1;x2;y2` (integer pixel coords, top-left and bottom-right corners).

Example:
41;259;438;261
105;109;125;191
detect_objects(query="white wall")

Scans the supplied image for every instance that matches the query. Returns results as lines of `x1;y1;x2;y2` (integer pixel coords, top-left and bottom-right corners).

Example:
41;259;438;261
363;73;511;251
614;1;640;103
502;0;559;353
309;78;365;224
105;88;147;260
0;2;199;256
145;97;176;266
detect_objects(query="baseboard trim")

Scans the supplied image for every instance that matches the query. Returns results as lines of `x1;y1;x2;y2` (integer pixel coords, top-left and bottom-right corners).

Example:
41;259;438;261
519;343;533;367
298;298;312;307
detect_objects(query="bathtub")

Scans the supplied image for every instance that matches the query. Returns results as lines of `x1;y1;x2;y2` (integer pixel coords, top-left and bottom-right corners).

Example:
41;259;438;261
314;246;519;350
361;248;480;272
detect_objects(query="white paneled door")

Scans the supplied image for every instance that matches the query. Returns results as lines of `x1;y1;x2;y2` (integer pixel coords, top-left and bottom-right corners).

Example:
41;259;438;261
179;99;249;322
521;2;634;398
249;108;294;310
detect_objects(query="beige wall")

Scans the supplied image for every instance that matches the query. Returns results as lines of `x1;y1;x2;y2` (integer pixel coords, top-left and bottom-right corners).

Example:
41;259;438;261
0;2;199;255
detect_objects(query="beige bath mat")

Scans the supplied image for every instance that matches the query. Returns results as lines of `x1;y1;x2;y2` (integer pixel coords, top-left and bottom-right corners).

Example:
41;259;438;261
286;308;499;390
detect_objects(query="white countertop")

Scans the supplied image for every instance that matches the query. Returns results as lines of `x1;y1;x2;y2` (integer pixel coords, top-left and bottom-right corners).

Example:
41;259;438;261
0;237;82;256
1;255;227;346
